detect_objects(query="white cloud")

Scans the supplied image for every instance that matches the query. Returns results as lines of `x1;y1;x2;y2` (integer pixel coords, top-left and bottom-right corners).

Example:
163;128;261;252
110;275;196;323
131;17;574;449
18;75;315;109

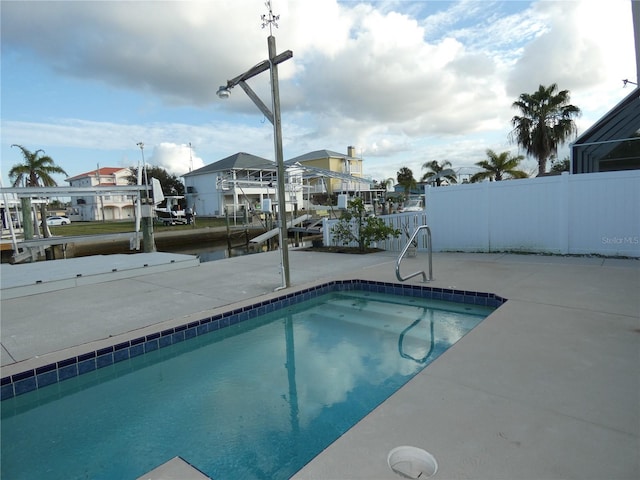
507;0;635;96
1;0;636;184
148;143;205;175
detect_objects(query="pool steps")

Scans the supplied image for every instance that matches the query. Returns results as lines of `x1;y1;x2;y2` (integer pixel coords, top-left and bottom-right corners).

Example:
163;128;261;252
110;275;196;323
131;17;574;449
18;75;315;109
136;456;211;480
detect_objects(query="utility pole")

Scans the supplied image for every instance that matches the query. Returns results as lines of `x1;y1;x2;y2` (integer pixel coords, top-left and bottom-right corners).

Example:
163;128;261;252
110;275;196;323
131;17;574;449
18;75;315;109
137;142;155;253
216;1;292;288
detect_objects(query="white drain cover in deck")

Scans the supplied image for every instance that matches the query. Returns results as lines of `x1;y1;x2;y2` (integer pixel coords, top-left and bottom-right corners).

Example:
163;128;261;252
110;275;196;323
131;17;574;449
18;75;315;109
388;446;438;478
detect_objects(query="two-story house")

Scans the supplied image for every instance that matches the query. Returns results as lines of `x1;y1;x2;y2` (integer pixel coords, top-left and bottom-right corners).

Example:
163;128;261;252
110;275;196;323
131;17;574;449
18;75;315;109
65;167;135;221
286;146;364;195
183;147;377;217
182;152;305;217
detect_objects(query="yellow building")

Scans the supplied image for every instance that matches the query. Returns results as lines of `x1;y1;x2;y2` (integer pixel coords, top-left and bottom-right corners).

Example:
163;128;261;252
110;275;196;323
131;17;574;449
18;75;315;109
286;146;364;195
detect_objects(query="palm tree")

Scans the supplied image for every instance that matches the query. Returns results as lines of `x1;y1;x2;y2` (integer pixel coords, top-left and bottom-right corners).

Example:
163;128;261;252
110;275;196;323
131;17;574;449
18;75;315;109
9;145;67;187
8;145;68;237
421;160;457;186
396;167;416;197
510;83;581;176
470;149;528;183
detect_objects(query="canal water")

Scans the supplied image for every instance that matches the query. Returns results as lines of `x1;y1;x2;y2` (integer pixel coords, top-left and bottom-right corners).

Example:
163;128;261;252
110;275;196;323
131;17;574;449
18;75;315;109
163;238;313;263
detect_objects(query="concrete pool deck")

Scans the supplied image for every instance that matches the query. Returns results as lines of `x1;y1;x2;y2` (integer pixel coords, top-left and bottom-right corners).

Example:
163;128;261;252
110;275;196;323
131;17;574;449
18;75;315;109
1;250;638;479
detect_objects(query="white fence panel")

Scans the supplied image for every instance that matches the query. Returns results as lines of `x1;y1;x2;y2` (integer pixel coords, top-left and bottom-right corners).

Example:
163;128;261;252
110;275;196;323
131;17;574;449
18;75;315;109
425;170;640;257
487;176;566;253
567;171;640;256
426;182;489;251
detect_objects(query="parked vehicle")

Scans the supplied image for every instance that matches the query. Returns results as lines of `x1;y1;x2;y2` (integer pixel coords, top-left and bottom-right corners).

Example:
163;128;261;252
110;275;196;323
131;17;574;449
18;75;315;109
401;197;425;212
44;216;71;226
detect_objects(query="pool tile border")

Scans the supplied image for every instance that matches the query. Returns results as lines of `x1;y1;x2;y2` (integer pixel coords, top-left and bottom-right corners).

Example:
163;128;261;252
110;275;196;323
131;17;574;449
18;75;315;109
1;280;506;400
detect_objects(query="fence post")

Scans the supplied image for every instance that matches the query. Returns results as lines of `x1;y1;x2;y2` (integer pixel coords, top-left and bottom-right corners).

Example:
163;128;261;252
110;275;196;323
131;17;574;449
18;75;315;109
483;181;492;252
322;217;329;247
559;172;570;254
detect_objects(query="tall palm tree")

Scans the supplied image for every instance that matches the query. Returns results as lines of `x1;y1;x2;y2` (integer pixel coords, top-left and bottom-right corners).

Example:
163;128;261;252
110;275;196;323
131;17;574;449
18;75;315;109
470;149;528;183
510;83;581;176
421;160;457;186
8;145;67;237
396;167;416;197
8;145;67;187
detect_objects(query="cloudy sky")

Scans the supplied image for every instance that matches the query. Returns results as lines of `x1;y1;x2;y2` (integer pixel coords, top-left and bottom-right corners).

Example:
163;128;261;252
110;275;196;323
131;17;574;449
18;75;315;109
1;0;636;187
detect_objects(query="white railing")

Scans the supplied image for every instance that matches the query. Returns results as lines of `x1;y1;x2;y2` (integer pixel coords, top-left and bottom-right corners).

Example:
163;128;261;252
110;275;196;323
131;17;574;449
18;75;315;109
396;224;433;282
322;212;429;252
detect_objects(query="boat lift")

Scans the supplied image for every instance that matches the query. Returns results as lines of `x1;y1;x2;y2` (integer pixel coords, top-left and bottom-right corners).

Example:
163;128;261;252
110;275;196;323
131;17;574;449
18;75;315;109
249;214;312;246
0;184;152;263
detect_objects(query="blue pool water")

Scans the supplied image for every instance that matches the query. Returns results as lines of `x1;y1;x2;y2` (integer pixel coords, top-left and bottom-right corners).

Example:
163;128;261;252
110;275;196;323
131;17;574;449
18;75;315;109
1;289;495;480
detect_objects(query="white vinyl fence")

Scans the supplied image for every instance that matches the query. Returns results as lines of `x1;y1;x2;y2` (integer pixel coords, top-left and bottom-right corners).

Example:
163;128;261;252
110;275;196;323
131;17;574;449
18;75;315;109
425;170;639;257
321;171;639;258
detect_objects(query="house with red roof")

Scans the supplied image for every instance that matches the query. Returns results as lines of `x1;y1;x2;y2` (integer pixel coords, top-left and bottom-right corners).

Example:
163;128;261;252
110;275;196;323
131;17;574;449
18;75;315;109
65;167;135;221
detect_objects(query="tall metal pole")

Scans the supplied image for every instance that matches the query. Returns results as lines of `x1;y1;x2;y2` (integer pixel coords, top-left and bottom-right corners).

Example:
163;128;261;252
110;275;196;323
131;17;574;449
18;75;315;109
137;142;155;253
268;34;290;288
216;1;292;288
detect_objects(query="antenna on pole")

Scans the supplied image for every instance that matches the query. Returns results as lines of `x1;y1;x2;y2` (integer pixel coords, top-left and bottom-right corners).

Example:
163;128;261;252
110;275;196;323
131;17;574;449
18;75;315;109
136;142;149;201
261;0;279;35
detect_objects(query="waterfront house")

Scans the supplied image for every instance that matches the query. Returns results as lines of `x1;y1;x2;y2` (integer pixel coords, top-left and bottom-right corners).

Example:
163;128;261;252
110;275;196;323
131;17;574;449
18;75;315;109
65;167;135;221
182;147;378;217
182;152;305;217
285;146;365;195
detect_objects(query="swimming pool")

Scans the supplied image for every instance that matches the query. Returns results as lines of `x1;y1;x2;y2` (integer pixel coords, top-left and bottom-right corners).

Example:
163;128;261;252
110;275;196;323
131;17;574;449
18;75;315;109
1;280;505;479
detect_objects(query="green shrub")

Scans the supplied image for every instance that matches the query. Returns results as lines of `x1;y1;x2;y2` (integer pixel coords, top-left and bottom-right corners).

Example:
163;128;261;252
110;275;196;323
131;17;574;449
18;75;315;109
331;197;400;252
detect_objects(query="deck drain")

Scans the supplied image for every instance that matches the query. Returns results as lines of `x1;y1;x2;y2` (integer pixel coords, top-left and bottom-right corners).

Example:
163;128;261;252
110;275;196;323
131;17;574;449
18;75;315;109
387;446;437;478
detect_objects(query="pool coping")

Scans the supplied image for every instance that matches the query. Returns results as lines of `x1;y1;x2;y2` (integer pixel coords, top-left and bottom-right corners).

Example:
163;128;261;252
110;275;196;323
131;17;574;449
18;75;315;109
1;279;506;401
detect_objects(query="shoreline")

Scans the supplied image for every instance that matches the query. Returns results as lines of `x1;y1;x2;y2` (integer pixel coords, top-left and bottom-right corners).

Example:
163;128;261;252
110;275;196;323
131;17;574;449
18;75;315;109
68;225;268;257
1;225;269;261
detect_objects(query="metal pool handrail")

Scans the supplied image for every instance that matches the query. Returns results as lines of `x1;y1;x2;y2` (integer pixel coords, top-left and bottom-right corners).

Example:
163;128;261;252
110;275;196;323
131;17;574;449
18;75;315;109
395;224;433;282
